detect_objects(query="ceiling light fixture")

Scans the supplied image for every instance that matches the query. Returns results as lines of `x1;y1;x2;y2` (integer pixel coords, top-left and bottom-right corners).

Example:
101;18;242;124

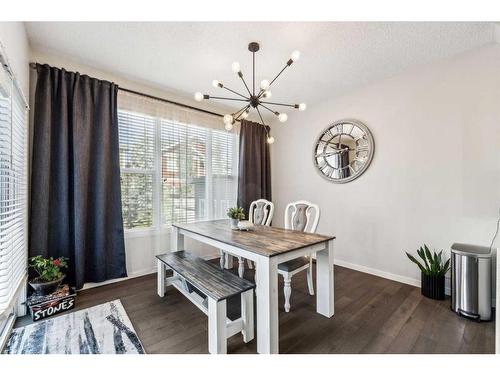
194;42;306;143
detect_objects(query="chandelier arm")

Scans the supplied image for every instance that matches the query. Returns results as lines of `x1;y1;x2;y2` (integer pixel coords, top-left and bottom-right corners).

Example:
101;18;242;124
255;106;267;128
259;104;278;116
260;100;297;108
209;96;250;103
238;73;253;97
222;86;248;99
234;104;251;119
269;64;289;87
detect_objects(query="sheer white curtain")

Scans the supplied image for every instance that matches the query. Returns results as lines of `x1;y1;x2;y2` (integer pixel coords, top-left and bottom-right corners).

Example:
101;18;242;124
118;90;238;133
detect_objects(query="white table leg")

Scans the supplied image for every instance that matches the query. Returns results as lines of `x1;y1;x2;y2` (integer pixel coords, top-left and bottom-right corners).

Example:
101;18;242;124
256;256;279;354
219;250;225;269
157;259;166;297
171;226;184;252
208;298;227;354
224;253;233;269
241;289;254;343
316;239;335;317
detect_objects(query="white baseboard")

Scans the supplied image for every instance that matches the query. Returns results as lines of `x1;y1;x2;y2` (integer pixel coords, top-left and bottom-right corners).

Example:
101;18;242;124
334;259;455;296
81;268;156;290
334;259;420;287
80;253;220;290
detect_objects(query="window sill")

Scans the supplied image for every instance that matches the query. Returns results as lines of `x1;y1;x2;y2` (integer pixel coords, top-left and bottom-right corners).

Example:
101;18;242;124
124;225;174;239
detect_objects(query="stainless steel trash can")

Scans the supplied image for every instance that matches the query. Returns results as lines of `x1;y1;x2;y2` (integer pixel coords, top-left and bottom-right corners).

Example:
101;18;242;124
451;243;492;321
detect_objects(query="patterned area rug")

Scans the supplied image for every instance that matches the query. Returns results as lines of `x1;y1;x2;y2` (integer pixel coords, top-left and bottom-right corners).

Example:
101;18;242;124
3;299;145;354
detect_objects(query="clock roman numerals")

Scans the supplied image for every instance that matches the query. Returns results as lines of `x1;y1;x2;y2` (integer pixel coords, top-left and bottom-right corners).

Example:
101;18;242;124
314;120;374;183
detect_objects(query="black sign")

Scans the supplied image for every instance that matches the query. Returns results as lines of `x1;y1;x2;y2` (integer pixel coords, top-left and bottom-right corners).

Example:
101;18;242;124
29;296;76;321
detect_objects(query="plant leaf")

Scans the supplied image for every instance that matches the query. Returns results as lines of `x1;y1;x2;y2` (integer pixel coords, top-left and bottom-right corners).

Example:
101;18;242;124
417;247;430;273
406;252;428;274
441;259;451;275
424;244;433;267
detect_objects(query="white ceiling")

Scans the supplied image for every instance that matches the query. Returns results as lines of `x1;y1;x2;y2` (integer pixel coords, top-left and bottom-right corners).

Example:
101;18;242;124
25;22;495;118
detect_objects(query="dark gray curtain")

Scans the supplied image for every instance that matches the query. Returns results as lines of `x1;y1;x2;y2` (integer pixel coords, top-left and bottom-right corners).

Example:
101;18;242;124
29;64;126;289
237;120;271;217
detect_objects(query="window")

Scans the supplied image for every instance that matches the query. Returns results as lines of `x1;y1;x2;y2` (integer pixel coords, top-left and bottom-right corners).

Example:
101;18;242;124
0;58;28;318
118;110;155;229
118;92;238;230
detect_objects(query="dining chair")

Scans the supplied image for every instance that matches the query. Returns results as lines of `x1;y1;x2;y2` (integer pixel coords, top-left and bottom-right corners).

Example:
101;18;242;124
220;199;274;278
278;200;320;312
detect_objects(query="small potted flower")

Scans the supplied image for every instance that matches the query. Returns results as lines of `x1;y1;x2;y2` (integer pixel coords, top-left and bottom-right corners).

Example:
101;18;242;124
227;207;245;230
28;255;68;296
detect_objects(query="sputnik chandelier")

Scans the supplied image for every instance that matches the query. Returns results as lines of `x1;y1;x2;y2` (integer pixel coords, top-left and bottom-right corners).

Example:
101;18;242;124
194;42;306;144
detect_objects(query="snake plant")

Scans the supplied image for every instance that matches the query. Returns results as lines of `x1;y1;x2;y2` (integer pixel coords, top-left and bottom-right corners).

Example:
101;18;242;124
405;244;450;276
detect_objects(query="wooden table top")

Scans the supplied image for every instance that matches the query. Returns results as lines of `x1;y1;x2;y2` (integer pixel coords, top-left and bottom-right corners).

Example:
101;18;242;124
173;220;335;257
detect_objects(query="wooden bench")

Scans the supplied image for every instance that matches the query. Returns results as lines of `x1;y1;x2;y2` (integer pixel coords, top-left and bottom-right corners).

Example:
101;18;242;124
156;251;255;354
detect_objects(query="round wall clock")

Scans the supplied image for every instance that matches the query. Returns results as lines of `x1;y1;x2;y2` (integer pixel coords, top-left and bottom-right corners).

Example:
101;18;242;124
313;119;374;183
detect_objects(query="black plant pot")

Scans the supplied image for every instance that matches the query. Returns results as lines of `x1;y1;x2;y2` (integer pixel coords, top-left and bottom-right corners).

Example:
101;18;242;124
29;275;65;296
421;272;445;300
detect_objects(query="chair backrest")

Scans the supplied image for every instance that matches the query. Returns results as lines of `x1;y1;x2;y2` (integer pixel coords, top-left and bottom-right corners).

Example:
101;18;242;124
248;199;274;226
284;200;320;233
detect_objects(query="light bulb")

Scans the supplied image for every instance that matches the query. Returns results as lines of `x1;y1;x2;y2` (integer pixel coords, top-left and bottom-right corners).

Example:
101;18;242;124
291;50;301;62
231;61;241;73
278;113;288;123
223;114;234;125
263;90;272;99
260;79;270;90
225;122;233;131
298;103;307;111
212;80;220;88
240;109;249;119
267;136;275;144
194;92;204;102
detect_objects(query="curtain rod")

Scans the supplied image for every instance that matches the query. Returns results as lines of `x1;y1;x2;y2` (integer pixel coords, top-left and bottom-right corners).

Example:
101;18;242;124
29;62;240;122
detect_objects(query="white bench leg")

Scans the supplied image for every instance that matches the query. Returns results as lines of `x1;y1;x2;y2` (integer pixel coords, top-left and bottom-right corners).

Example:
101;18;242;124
247;259;253;269
241;290;254;343
238;257;245;278
208;298;227;354
157;259;166;297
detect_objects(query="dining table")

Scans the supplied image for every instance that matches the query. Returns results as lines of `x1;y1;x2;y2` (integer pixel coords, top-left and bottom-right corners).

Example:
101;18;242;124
170;219;336;354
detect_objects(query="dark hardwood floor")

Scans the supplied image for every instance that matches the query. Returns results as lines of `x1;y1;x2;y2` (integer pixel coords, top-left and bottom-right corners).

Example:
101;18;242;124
16;264;495;354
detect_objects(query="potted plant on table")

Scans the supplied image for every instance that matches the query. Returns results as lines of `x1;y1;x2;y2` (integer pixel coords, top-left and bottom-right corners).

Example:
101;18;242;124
227;207;245;230
405;244;450;300
28;255;68;296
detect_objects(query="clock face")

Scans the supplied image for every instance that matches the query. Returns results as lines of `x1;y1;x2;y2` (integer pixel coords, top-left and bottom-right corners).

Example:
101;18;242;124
313;119;374;183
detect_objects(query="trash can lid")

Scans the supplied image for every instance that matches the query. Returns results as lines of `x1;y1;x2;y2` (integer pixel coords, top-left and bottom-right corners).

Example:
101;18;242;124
451;243;492;257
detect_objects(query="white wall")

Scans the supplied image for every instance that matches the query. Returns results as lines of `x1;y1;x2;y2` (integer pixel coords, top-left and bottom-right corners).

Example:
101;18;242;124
0;22;30;98
30;49;227;285
271;44;500;288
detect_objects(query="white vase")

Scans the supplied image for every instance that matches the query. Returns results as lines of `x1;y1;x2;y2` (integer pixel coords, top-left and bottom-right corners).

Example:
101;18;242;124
230;218;239;230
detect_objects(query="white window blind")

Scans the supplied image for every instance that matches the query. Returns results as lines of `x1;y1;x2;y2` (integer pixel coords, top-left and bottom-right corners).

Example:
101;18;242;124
117;91;238;230
0;61;28;316
118;110;155;229
210;129;238;219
